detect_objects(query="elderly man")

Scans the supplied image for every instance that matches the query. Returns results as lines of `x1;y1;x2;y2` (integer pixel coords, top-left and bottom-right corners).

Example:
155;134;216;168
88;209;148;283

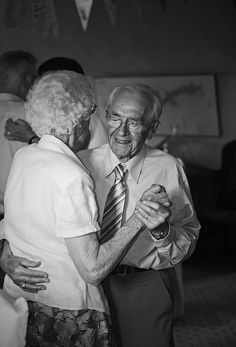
1;84;200;347
78;84;200;347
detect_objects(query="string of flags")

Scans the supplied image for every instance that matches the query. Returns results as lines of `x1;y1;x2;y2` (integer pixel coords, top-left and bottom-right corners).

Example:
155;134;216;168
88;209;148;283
74;0;168;31
3;0;236;35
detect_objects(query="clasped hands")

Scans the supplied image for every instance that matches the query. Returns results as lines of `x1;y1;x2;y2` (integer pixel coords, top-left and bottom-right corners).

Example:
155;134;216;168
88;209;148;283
135;184;171;230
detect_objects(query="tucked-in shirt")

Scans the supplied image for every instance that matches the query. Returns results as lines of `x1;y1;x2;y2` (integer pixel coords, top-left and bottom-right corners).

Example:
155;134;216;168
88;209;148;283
0;93;27;214
3;135;109;313
79;143;200;270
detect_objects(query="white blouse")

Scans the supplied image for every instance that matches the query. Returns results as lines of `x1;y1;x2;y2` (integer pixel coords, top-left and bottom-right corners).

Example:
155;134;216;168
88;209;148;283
3;135;109;314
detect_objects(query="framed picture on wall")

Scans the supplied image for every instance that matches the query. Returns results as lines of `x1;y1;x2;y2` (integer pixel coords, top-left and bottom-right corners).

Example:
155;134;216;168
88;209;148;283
94;75;220;137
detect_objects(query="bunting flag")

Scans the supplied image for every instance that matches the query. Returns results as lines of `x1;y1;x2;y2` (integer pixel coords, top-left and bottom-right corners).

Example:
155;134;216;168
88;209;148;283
74;0;93;31
4;0;29;28
104;0;118;26
32;0;59;36
43;0;59;36
32;0;47;34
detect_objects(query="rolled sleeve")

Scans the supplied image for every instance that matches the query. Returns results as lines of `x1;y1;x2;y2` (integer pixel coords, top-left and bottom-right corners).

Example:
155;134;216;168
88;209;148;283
56;174;100;238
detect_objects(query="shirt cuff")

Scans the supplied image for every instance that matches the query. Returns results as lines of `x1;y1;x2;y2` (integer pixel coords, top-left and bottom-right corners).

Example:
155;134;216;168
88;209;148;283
149;220;173;246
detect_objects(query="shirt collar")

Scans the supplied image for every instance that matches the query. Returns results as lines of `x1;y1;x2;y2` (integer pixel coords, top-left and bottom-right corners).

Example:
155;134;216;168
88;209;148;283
0;93;24;102
39;134;84;167
103;144;147;183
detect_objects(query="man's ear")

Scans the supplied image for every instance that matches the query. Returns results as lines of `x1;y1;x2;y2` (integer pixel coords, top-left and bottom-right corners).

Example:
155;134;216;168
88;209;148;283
22;71;34;91
18;72;29;99
146;120;160;140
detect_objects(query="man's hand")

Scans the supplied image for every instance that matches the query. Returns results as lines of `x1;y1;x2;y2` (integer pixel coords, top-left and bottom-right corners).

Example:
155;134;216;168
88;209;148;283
135;199;171;230
4;118;36;143
141;184;171;208
1;241;50;293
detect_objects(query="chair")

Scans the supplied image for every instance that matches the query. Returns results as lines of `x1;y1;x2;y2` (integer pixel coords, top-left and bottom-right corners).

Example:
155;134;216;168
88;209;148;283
0;289;28;347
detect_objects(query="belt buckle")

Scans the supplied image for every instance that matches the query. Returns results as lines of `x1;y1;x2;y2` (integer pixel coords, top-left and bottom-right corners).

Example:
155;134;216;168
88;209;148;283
118;264;127;275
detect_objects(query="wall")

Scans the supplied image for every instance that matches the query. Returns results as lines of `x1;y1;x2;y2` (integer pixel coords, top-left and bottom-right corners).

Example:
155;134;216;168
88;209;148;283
0;0;236;168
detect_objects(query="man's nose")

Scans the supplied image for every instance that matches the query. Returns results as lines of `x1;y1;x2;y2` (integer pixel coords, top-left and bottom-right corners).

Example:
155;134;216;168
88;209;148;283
118;120;130;135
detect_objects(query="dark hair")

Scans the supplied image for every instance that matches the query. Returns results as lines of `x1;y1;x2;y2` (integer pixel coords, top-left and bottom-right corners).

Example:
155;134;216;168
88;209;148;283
38;57;85;76
0;50;37;68
0;50;37;89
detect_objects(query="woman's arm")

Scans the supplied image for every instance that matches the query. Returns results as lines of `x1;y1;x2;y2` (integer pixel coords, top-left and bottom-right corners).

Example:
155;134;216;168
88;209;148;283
65;198;170;285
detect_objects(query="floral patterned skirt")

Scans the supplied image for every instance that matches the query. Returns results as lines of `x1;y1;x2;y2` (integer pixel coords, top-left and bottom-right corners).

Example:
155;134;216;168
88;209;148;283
26;300;117;347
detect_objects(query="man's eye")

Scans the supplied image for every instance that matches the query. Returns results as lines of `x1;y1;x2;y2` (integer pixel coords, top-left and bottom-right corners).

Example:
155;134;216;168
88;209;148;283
110;117;121;123
128;121;139;127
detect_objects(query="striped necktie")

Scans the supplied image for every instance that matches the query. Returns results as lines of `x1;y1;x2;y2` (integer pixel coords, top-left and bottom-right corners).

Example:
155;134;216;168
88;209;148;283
100;164;127;242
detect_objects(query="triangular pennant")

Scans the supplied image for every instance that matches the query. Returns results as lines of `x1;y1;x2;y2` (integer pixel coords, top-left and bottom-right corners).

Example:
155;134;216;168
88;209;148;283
32;0;47;34
104;0;118;26
32;0;59;36
74;0;93;31
43;0;59;37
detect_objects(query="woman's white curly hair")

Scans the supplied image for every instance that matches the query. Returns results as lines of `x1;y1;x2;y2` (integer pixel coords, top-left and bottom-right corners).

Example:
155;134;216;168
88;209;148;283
25;70;94;137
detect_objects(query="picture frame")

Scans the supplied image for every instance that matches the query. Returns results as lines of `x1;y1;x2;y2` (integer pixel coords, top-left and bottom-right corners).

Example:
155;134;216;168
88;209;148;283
94;75;220;137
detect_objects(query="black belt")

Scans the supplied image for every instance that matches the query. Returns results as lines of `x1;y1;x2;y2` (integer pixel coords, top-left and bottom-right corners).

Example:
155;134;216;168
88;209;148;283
111;264;150;275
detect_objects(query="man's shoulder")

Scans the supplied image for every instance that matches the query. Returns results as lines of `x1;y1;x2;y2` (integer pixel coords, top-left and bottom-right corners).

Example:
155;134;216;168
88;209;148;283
146;145;177;161
144;145;182;171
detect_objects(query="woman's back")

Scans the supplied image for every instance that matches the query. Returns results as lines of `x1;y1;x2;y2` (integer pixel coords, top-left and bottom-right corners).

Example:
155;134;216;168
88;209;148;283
4;135;108;313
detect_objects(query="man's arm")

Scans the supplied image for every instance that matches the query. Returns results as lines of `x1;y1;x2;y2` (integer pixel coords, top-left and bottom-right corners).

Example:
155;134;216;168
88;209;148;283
0;240;50;293
144;165;201;270
4;118;39;144
65;198;170;285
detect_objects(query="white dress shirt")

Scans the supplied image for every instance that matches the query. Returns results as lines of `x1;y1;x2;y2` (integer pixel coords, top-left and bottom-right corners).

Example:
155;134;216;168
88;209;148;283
3;135;109;313
79;143;200;270
0;93;27;214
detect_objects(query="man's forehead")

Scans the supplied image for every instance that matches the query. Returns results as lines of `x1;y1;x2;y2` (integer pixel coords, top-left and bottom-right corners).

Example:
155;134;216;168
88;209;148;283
111;92;145;111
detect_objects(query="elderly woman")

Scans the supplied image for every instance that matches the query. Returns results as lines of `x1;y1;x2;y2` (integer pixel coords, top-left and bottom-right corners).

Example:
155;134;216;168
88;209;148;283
2;71;171;346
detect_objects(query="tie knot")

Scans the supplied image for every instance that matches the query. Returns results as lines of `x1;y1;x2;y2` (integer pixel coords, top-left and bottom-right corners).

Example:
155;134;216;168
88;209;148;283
114;164;126;181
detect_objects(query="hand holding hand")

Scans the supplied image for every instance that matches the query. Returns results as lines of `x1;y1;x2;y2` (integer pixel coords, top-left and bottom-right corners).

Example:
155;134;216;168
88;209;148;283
135;199;171;230
4;118;36;143
141;184;171;208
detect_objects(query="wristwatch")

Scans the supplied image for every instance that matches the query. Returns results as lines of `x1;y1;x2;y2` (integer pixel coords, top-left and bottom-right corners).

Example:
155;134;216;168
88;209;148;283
150;220;170;240
28;135;40;144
